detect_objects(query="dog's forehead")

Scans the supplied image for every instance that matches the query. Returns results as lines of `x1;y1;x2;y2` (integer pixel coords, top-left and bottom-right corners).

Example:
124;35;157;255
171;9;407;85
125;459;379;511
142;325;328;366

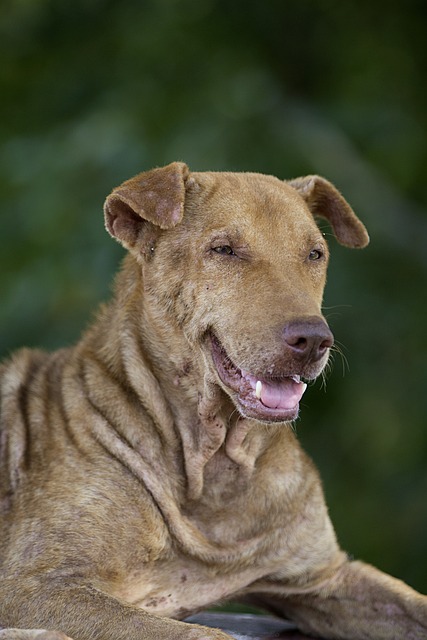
187;171;319;237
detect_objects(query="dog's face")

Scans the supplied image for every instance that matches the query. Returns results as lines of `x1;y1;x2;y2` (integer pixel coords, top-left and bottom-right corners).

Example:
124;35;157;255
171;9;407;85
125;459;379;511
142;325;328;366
170;172;332;423
104;163;368;424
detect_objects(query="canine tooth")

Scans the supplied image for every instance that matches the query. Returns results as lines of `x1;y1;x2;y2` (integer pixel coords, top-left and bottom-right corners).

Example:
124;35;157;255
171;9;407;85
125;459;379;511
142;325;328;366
301;382;308;395
291;375;301;383
255;380;262;399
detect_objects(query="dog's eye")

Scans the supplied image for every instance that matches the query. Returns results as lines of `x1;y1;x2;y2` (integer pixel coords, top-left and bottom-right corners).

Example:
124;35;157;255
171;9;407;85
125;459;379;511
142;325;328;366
212;245;235;256
308;249;323;261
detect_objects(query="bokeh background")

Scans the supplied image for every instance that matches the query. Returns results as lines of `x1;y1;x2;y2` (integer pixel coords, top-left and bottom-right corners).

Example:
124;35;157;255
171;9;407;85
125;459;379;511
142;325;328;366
1;0;427;593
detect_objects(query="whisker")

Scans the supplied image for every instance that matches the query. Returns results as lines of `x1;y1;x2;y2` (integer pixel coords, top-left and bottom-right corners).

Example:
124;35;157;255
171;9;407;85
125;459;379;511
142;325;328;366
288;420;298;434
330;342;349;376
322;304;353;311
228;407;240;426
320;357;333;391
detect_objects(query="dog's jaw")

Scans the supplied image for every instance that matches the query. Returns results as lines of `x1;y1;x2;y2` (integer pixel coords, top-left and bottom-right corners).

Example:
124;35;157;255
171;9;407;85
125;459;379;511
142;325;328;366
209;333;310;423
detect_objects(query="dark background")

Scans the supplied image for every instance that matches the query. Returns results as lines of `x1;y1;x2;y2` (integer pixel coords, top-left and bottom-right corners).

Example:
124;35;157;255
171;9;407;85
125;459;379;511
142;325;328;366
1;0;427;592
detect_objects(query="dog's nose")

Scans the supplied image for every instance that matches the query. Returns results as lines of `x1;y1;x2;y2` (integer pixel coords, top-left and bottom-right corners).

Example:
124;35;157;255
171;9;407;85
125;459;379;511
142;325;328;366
283;317;334;362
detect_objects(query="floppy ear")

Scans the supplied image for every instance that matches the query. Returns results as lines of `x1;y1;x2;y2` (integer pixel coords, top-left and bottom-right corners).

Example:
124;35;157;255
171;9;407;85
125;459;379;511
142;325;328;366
104;161;190;253
288;175;369;248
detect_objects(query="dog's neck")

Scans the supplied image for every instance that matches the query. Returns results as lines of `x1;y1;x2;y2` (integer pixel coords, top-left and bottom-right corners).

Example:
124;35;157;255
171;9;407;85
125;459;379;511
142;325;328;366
83;255;267;502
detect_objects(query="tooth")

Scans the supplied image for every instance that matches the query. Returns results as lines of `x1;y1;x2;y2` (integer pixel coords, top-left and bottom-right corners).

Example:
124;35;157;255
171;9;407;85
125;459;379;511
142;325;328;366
291;375;301;383
301;382;308;395
255;380;262;399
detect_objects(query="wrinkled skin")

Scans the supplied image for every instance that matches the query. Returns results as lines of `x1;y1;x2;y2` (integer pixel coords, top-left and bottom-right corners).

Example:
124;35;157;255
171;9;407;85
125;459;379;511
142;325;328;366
1;162;426;640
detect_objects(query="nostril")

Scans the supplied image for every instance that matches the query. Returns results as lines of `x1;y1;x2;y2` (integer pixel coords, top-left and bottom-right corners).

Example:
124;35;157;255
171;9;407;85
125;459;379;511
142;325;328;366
286;335;308;351
319;335;334;351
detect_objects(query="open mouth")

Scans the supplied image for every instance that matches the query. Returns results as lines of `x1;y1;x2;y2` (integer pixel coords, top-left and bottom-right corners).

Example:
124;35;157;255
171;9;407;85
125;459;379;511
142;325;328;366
210;333;308;423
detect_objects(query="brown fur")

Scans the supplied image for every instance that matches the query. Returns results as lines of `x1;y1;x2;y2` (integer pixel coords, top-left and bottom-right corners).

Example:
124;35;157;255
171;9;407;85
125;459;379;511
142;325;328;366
0;162;426;640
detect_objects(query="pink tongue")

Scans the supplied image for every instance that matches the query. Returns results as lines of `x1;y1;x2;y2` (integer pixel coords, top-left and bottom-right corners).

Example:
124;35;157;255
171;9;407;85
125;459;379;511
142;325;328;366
260;378;306;410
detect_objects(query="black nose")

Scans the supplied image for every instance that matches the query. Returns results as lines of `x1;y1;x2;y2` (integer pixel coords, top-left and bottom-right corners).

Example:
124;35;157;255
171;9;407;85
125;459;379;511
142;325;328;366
283;317;334;362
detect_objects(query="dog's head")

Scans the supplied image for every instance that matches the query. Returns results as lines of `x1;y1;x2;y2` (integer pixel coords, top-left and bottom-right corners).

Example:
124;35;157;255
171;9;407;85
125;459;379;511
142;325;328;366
104;162;368;423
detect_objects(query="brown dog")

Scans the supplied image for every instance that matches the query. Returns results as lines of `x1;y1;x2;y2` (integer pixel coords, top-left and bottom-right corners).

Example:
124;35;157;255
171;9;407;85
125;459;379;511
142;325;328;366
1;162;426;640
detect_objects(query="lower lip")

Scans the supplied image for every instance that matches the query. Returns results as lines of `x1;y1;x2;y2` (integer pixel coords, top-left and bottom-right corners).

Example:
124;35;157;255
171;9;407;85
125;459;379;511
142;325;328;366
234;393;300;423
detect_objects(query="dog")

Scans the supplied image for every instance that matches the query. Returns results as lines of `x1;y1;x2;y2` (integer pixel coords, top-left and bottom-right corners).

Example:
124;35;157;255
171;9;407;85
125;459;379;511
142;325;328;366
1;162;426;640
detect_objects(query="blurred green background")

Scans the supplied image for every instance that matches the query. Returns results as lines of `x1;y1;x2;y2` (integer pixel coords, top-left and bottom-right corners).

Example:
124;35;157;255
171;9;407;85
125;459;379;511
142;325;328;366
1;0;427;592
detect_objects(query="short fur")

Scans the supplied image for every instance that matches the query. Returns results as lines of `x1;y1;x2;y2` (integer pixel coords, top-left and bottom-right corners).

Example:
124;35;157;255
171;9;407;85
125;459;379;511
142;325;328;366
1;163;426;640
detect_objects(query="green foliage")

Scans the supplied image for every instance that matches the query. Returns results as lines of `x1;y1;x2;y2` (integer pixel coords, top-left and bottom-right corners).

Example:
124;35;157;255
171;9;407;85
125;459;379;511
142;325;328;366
1;0;426;592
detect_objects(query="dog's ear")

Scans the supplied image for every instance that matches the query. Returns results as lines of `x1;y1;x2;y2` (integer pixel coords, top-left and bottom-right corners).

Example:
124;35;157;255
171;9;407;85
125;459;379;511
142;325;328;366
104;162;190;252
288;175;369;248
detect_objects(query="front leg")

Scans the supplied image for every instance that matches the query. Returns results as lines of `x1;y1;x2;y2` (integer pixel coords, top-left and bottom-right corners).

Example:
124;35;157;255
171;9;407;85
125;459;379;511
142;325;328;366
247;560;427;640
0;631;72;640
0;576;233;640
